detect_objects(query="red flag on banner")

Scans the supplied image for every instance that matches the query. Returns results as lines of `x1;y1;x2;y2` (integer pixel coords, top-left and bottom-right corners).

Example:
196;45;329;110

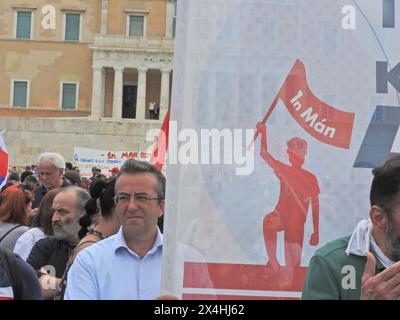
150;109;170;170
253;60;355;149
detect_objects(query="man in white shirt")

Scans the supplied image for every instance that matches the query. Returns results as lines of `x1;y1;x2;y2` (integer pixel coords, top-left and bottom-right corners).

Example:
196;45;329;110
65;159;165;299
149;101;155;119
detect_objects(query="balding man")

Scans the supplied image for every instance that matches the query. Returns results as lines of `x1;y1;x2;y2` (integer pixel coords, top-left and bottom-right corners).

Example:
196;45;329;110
27;186;90;299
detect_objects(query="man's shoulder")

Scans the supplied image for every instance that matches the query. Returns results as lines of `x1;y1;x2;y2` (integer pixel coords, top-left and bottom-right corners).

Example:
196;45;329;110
62;178;72;187
34;185;45;194
33;237;59;250
313;236;351;260
13;254;37;280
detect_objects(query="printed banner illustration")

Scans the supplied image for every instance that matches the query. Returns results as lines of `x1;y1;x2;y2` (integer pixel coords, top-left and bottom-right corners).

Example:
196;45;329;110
161;0;400;299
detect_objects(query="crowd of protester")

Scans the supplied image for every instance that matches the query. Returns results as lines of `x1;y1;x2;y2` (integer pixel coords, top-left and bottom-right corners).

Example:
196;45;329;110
1;153;165;300
1;151;400;300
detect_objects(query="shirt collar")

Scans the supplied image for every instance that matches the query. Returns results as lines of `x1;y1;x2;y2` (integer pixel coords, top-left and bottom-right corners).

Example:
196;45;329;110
112;226;163;257
370;235;395;269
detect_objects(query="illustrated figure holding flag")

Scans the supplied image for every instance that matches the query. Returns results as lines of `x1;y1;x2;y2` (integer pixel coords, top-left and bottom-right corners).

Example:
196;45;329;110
256;122;320;272
248;60;355;276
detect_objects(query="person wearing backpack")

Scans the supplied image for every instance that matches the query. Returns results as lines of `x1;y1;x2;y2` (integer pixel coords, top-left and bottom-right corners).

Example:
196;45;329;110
0;188;33;251
0;248;42;300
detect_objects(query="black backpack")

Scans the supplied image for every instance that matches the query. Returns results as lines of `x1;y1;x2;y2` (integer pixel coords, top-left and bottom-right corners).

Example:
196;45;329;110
0;248;22;299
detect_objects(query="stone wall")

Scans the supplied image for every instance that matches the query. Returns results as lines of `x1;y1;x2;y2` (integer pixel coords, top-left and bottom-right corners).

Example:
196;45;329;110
0;116;162;166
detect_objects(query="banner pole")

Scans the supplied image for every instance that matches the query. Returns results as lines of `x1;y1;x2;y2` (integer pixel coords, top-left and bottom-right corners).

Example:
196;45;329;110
246;93;280;151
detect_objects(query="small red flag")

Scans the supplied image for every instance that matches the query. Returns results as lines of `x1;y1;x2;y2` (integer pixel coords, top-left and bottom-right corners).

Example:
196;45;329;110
150;109;170;170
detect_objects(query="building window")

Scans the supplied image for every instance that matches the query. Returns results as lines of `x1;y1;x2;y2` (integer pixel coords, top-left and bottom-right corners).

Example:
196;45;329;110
64;13;81;41
128;15;145;36
12;80;29;107
15;11;32;39
61;83;78;109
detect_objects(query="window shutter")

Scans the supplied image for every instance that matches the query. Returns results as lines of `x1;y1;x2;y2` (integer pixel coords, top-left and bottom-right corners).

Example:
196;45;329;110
13;81;28;107
129;16;144;36
62;83;77;109
65;14;80;41
16;12;31;39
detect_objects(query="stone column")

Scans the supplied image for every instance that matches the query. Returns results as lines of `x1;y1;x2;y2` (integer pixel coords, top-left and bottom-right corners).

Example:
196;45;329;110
136;67;147;120
101;69;106;116
90;66;104;119
159;68;171;120
112;67;124;120
101;0;109;35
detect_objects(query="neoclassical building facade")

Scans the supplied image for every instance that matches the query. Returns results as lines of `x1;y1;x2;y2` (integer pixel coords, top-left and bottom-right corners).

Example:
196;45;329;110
0;0;175;121
0;0;176;167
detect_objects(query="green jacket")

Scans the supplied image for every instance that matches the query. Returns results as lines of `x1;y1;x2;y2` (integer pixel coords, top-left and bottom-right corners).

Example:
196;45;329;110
302;236;385;300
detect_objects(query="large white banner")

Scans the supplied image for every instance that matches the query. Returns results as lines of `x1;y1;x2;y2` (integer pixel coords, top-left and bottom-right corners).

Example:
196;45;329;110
73;147;151;178
162;0;400;299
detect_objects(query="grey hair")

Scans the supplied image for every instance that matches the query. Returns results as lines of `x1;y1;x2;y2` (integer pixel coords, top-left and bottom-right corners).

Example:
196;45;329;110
37;152;66;170
58;186;90;214
118;159;166;200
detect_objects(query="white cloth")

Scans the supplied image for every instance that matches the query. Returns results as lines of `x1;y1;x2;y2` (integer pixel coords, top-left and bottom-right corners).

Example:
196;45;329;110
345;218;394;268
345;219;372;256
13;227;47;260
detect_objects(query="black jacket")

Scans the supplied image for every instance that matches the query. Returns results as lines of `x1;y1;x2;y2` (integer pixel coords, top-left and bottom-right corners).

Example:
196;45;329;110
27;237;75;278
32;178;71;208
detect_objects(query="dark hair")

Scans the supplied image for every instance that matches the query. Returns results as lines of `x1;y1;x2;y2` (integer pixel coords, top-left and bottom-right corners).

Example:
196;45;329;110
91;167;101;173
21;171;33;183
79;178;116;238
31;188;62;235
65;162;73;171
20;176;38;192
370;155;400;215
63;170;82;187
118;159;166;202
8;172;20;182
23;174;38;185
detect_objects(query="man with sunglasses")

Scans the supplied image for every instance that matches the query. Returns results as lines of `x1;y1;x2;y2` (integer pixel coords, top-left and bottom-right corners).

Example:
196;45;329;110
65;159;165;299
302;155;400;300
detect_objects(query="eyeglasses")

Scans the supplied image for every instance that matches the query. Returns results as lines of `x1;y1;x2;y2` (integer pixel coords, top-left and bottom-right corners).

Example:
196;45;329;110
113;193;163;205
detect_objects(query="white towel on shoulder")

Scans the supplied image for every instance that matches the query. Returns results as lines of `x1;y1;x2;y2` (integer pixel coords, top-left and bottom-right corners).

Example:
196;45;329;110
345;219;372;256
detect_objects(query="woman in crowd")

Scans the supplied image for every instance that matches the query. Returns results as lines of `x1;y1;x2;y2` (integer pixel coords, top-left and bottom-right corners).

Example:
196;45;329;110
0;188;33;251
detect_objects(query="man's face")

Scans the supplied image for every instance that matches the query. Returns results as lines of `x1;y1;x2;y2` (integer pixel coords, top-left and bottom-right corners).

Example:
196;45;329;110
37;160;63;189
384;208;400;262
115;173;164;240
52;190;81;244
